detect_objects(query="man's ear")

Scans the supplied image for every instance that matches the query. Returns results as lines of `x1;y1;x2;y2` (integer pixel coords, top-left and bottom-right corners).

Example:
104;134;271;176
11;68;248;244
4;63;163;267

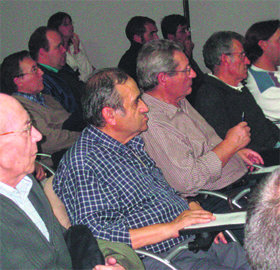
258;40;267;52
102;107;116;126
157;72;167;86
13;76;21;89
39;47;47;58
167;34;176;41
133;34;142;44
221;53;230;66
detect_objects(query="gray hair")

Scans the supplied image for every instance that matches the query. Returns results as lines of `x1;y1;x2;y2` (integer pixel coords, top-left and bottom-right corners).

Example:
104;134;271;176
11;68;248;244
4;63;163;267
137;39;184;92
203;31;245;72
244;168;280;270
82;68;128;127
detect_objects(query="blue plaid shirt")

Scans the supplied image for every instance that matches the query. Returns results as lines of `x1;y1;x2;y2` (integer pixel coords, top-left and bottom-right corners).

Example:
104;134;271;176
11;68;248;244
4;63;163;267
53;125;189;253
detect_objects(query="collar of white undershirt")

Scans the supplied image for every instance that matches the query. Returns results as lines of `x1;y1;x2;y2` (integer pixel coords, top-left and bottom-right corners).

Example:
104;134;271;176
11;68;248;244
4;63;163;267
208;73;244;92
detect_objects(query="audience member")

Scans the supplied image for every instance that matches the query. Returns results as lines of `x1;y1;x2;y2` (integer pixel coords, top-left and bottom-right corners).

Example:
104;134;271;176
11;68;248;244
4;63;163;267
1;50;81;167
0;93;127;270
244;168;280;269
194;31;279;165
118;16;159;82
137;40;263;208
53;68;251;270
161;14;204;104
28;26;86;129
245;19;280;128
48;11;95;82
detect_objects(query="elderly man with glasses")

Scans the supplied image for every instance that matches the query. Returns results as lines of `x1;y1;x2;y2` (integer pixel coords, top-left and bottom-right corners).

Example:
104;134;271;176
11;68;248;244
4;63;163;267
194;31;279;166
138;39;263;213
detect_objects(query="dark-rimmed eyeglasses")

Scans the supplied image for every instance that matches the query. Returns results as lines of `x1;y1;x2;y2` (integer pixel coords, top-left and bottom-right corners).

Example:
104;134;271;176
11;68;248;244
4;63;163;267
165;66;192;76
0;121;33;136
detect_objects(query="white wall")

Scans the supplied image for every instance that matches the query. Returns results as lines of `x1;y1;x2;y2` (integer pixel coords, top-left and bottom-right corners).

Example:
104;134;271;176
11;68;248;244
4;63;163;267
189;0;280;72
0;0;183;68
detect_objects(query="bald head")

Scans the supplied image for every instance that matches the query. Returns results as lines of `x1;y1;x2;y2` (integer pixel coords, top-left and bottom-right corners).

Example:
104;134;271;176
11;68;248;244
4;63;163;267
0;94;26;133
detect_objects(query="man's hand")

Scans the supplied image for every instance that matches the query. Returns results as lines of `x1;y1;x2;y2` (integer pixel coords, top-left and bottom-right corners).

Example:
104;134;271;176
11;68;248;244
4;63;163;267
71;33;80;54
93;257;125;270
170;209;215;238
238;148;264;168
34;162;47;181
214;232;227;244
224;122;251;152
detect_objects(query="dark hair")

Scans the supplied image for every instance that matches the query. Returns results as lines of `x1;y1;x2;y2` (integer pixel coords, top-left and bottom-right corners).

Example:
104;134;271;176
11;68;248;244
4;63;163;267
125;16;156;43
82;68;128;127
245;20;280;63
28;26;51;61
0;50;30;94
47;11;72;30
203;31;245;72
161;14;189;39
137;39;183;92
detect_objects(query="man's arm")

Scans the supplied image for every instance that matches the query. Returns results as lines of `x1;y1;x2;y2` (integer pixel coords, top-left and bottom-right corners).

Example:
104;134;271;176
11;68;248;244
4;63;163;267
129;209;215;249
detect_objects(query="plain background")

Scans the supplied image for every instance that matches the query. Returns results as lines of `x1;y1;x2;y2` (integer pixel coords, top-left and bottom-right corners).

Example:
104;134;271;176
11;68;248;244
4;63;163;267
1;0;279;72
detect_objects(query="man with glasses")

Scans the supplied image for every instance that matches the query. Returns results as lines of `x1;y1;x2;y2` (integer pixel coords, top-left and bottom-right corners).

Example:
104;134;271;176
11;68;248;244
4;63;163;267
161;14;204;104
194;31;279;166
138;39;263;210
1;50;81;167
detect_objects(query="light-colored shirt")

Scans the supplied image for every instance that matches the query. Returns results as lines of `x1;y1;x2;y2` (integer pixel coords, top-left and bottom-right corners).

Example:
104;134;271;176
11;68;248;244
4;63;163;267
0;175;50;241
141;93;247;197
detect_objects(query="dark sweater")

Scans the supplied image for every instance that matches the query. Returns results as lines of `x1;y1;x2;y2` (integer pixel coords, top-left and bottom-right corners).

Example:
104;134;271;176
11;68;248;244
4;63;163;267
0;176;72;269
194;74;279;152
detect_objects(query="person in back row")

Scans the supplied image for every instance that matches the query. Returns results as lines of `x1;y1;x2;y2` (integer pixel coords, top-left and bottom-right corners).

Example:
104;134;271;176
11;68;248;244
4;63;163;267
194;31;279;165
137;39;263;210
48;11;95;82
118;16;159;82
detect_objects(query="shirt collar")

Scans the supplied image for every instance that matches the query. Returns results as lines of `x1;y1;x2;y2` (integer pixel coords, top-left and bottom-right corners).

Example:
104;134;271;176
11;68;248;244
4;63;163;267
208;73;244;92
14;92;46;107
39;63;59;73
0;175;33;203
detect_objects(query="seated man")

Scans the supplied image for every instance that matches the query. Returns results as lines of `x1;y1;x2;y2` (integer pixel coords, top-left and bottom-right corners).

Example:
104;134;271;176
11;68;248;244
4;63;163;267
53;68;251;270
0;93;126;270
194;31;279;165
118;16;159;82
244;168;280;269
137;39;262;203
1;50;81;167
28;26;86;129
161;14;204;104
245;19;280;128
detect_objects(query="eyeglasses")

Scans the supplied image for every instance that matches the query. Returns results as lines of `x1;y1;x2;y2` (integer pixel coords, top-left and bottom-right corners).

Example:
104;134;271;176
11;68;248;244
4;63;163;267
224;51;246;61
16;65;40;77
0;121;33;136
166;66;192;76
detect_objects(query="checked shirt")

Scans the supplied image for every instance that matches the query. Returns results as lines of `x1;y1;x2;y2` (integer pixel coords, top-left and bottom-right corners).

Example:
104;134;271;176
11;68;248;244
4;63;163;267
53;125;190;254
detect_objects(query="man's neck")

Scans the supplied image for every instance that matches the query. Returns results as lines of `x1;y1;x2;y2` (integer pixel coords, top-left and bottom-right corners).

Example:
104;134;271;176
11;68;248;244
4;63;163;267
253;56;277;71
146;88;181;108
214;71;240;87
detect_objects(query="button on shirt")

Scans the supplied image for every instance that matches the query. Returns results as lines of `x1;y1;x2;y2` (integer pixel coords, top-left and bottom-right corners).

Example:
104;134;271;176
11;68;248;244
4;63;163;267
141;93;247;197
0;176;49;241
53;125;189;254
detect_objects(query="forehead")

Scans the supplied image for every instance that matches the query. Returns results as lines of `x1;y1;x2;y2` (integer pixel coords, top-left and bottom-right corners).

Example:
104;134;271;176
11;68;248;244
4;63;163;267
46;30;62;46
62;16;71;24
269;28;280;41
176;24;188;32
144;23;157;33
173;50;189;67
19;57;36;71
115;77;140;101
